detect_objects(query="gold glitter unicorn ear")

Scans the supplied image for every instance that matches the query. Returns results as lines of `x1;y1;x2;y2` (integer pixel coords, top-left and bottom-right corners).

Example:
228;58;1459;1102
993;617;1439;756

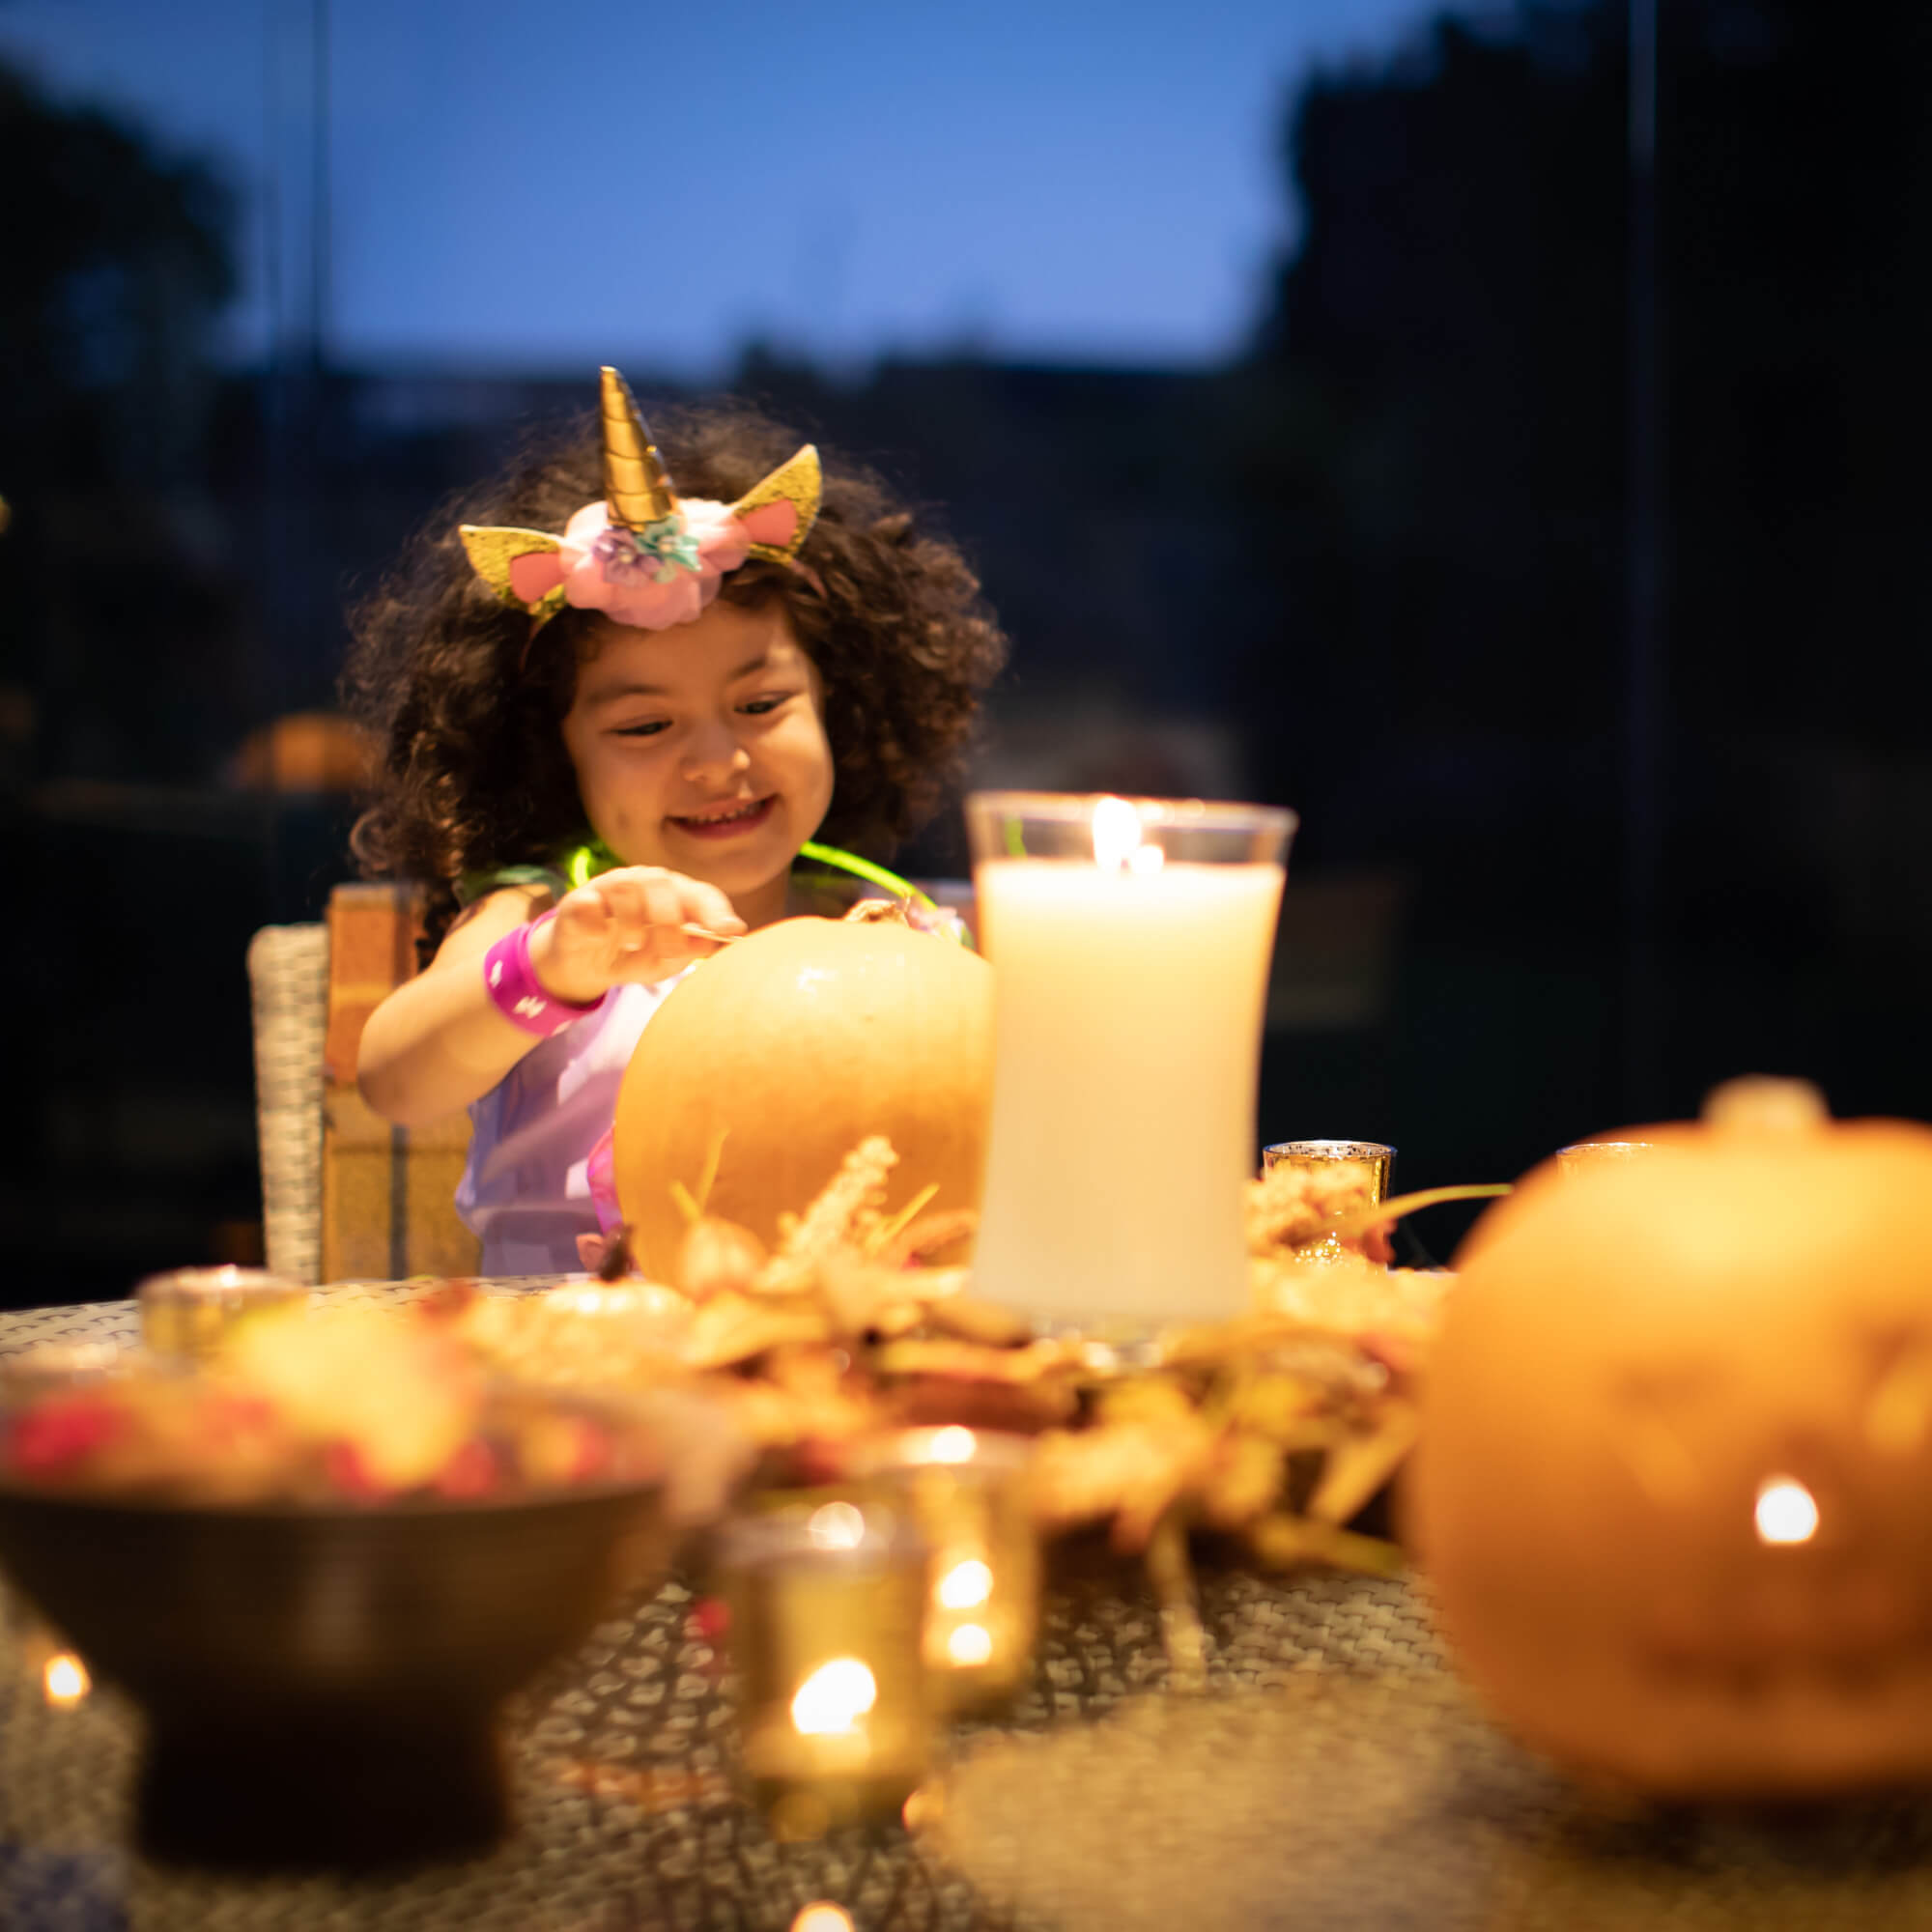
458;524;568;623
600;366;678;529
730;444;822;563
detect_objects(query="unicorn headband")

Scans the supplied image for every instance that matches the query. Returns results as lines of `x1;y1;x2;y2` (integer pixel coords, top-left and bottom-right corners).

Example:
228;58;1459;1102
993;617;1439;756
459;367;822;635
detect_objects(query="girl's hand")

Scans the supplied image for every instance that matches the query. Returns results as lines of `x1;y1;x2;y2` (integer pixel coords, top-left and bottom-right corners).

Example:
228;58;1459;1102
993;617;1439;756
529;867;746;1002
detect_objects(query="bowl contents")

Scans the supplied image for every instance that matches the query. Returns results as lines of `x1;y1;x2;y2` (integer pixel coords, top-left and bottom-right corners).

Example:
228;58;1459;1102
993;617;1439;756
0;1302;663;1507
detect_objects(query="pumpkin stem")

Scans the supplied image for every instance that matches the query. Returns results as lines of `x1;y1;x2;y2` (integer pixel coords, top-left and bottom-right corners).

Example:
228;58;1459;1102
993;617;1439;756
1701;1075;1829;1135
841;896;919;926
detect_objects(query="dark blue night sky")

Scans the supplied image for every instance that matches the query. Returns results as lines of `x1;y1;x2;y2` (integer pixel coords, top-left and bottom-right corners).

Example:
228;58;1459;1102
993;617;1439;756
2;0;1437;374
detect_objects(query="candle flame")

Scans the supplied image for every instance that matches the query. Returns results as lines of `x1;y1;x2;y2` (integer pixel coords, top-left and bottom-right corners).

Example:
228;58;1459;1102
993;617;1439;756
1755;1474;1820;1546
1091;796;1143;871
791;1909;855;1932
43;1653;90;1708
926;1426;977;1464
806;1501;867;1550
946;1624;994;1666
790;1658;877;1735
937;1559;993;1610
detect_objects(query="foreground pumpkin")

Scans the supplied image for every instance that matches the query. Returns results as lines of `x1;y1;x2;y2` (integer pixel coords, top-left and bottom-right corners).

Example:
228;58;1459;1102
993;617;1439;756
1406;1077;1932;1797
613;916;994;1282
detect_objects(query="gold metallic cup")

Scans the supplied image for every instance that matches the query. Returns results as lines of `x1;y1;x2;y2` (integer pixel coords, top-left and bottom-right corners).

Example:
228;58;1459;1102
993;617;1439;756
853;1428;1040;1715
136;1266;306;1364
1262;1138;1395;1193
1554;1139;1656;1179
717;1497;934;1839
1261;1140;1395;1262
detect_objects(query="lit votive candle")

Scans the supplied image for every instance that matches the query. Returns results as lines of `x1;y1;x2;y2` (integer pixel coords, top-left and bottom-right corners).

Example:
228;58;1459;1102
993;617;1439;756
854;1427;1039;1713
137;1266;306;1364
965;792;1294;1329
718;1497;933;1839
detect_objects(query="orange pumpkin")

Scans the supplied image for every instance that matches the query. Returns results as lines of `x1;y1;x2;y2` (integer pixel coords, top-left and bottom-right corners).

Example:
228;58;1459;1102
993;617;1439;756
1406;1078;1932;1797
612;917;994;1281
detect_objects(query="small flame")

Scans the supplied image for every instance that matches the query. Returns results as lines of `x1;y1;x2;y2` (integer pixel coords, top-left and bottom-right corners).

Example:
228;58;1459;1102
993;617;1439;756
937;1559;993;1610
43;1653;90;1708
1755;1475;1820;1546
791;1658;877;1735
791;1907;855;1932
946;1624;994;1666
926;1426;977;1464
1091;796;1143;871
807;1501;867;1550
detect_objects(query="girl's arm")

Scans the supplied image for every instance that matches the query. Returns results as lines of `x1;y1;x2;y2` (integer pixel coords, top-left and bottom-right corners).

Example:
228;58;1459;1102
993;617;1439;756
356;869;744;1125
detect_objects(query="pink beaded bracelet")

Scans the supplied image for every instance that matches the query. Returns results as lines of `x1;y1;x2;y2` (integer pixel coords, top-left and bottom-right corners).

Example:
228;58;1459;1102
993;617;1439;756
483;911;606;1037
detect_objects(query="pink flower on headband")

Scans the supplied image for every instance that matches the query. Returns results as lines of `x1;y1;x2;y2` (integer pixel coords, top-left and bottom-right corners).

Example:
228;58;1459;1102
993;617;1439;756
545;500;758;630
497;495;810;633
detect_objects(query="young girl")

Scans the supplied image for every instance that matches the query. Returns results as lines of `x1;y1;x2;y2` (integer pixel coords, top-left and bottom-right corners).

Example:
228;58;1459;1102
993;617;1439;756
345;370;1007;1276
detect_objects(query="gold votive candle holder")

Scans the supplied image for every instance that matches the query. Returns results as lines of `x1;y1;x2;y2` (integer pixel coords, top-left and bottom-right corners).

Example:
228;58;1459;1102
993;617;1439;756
1262;1138;1396;1192
136;1266;307;1364
717;1496;934;1839
1554;1138;1656;1179
1261;1139;1395;1262
853;1427;1040;1714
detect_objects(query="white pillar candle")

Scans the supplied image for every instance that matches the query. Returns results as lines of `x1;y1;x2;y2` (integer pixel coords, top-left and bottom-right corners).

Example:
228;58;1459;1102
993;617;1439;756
966;795;1293;1328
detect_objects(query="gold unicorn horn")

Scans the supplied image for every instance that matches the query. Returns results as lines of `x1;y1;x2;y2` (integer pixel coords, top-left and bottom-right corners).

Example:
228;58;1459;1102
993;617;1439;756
600;366;678;529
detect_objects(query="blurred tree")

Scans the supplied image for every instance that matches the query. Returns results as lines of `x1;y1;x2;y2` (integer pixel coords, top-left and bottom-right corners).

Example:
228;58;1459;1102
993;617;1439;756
1235;8;1627;921
0;59;241;781
1235;0;1932;1179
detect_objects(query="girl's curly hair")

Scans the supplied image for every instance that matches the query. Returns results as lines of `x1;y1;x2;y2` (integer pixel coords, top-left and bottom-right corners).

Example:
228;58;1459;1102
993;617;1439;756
342;400;1008;951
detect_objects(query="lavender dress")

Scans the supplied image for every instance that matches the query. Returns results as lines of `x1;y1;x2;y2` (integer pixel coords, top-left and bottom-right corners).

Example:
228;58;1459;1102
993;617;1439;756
454;972;690;1277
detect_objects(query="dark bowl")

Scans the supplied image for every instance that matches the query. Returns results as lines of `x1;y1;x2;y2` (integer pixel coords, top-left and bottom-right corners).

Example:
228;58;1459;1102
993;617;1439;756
0;1478;670;1870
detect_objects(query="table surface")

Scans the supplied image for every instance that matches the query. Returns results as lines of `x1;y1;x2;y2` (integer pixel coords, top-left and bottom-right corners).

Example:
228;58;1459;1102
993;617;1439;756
4;1294;1932;1932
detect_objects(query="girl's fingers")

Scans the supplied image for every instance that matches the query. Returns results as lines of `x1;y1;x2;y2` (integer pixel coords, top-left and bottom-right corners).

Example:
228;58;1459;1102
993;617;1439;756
679;879;746;938
554;867;747;985
593;870;739;977
596;869;744;940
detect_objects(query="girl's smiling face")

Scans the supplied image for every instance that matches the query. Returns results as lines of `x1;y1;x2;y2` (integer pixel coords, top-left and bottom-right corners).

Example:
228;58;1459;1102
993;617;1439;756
561;597;836;925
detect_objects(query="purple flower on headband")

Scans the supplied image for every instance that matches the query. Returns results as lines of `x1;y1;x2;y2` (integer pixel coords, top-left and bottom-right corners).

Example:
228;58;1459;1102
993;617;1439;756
592;516;702;584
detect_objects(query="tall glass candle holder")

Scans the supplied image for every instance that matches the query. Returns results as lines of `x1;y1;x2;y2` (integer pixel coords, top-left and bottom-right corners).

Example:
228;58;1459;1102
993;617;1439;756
964;792;1294;1329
